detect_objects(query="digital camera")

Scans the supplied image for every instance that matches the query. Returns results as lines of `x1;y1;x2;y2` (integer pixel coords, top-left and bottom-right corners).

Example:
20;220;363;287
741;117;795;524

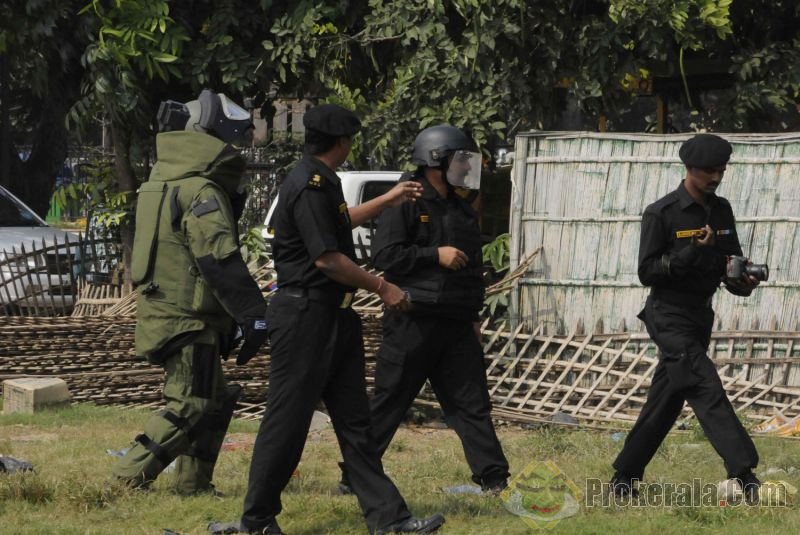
726;255;769;282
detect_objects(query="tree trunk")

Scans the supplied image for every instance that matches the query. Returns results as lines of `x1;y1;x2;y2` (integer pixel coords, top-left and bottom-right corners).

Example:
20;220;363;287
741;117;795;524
110;119;139;292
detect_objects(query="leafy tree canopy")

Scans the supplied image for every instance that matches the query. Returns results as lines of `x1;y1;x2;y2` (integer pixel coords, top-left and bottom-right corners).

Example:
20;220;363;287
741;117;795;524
1;0;798;212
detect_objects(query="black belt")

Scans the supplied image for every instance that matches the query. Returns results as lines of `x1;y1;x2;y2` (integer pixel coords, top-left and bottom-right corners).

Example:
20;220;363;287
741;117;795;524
281;286;354;308
651;288;713;308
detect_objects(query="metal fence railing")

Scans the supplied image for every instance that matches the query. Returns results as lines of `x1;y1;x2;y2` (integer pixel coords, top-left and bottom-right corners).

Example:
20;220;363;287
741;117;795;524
0;232;123;317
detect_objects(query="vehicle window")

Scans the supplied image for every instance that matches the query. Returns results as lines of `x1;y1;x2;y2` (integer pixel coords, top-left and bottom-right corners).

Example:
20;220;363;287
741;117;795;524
358;181;396;247
0;190;44;227
361;181;395;204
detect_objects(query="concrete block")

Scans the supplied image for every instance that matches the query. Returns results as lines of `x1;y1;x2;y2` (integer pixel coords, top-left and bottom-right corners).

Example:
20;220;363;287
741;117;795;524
2;378;71;414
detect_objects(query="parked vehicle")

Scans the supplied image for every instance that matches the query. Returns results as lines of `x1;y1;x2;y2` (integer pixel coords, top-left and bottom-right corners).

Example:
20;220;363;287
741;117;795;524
0;185;80;314
263;171;401;260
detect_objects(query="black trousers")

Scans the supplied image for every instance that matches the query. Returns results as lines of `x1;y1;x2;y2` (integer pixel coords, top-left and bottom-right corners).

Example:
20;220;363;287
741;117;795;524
613;295;759;480
355;310;509;487
241;292;410;533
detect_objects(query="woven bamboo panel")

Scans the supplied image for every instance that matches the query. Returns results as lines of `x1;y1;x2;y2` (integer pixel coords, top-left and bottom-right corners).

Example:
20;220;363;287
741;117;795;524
3;313;799;428
509;131;800;339
481;322;800;425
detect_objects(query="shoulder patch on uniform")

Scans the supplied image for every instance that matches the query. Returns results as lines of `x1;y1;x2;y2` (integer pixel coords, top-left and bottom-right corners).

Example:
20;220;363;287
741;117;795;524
307;174;323;188
191;197;220;217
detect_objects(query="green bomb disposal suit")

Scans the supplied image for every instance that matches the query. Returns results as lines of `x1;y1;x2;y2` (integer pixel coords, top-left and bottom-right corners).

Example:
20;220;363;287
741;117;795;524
112;131;265;494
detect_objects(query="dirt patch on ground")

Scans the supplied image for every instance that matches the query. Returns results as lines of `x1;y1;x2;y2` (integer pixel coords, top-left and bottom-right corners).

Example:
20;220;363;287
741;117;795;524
4;425;59;443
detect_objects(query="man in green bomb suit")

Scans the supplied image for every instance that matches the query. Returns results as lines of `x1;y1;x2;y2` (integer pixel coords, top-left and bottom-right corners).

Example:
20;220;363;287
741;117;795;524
111;89;268;495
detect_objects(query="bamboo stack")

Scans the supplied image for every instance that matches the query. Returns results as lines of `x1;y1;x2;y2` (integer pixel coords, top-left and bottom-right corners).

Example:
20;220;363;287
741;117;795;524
71;282;124;316
0;311;386;408
3;312;799;428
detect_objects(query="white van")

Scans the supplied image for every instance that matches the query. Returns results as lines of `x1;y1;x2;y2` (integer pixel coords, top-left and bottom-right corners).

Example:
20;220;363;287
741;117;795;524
263;171;402;260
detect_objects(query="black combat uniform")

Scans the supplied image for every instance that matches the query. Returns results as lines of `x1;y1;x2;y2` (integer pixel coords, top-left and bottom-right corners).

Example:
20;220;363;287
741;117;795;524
343;172;509;490
612;178;759;481
239;152;417;533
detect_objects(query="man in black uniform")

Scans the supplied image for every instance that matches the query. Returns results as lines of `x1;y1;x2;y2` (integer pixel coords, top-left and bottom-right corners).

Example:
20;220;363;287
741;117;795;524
338;125;510;495
610;134;761;502
209;104;444;535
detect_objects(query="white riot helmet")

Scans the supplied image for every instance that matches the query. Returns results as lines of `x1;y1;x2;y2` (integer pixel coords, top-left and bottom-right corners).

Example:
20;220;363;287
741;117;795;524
410;124;482;189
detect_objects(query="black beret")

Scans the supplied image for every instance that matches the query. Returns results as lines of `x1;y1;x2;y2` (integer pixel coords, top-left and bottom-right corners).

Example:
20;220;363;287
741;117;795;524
679;134;732;168
303;104;361;137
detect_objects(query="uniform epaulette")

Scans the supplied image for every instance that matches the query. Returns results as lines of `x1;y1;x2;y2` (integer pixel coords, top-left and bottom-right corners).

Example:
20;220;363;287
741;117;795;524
306;173;324;189
647;191;680;212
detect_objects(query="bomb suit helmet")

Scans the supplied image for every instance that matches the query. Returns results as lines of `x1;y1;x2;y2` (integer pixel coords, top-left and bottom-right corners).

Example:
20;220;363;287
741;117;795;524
157;89;254;144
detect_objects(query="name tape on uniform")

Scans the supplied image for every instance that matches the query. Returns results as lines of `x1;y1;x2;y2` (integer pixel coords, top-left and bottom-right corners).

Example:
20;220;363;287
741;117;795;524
676;228;733;238
420;215;429;223
676;228;704;239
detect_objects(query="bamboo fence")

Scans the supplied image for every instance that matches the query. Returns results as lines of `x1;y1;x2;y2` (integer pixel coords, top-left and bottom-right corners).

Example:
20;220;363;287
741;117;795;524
5;135;800;429
0;233;123;317
3;252;799;428
509;131;800;338
3;313;799;427
481;322;800;425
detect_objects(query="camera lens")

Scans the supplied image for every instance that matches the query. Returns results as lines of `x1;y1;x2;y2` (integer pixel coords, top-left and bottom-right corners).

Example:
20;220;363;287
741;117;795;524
745;264;769;282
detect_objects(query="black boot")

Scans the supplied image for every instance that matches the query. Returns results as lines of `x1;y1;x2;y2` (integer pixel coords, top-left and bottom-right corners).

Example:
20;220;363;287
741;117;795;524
337;461;354;495
376;513;445;534
207;518;283;535
736;471;761;505
481;477;508;496
609;472;639;499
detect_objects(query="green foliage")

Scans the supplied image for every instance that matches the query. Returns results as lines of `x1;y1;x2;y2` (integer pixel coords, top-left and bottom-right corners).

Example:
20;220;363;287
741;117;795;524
4;0;800;226
481;232;511;319
239;225;270;266
251;0;548;169
483;291;509;319
610;0;733;51
482;232;510;274
53;157;132;229
80;0;187;79
71;0;190;129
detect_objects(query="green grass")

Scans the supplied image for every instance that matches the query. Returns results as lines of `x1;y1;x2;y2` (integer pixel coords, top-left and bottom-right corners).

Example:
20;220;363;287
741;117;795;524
1;404;799;534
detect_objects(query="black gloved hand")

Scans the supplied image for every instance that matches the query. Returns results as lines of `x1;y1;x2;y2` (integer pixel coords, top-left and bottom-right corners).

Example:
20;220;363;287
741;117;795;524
236;316;268;365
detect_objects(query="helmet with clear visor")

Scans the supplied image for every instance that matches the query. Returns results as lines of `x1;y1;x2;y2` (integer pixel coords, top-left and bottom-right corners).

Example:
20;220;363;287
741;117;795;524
410;124;481;189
